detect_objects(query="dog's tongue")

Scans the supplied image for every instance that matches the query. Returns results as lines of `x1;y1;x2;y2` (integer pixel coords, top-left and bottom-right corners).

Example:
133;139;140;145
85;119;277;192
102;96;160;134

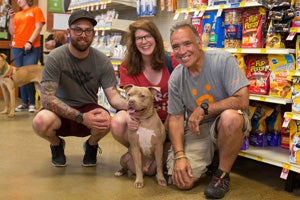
128;108;136;114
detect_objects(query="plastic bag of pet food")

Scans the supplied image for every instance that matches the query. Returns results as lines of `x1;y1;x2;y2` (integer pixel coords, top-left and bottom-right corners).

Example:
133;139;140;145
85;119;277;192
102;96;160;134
249;104;273;147
269;54;295;99
246;54;270;95
288;119;300;164
292;77;300;114
242;7;267;48
201;11;225;48
265;105;282;146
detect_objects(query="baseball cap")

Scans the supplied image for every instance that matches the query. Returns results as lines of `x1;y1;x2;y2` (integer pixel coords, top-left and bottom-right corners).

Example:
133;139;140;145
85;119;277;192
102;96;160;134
68;9;97;27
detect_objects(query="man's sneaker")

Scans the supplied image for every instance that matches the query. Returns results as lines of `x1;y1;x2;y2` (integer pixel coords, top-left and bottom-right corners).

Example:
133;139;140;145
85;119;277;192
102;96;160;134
28;105;36;113
82;140;99;167
204;169;230;199
50;138;66;167
15;104;28;112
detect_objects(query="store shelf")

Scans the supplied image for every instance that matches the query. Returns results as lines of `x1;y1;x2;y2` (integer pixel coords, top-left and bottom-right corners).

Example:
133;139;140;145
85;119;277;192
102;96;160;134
239;146;300;173
284;112;300;121
203;47;295;54
95;19;135;31
176;1;262;14
69;0;136;10
249;94;292;105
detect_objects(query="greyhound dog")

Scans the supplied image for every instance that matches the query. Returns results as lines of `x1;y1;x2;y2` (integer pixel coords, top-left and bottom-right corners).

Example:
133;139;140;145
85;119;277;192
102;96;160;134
0;53;43;117
114;85;167;189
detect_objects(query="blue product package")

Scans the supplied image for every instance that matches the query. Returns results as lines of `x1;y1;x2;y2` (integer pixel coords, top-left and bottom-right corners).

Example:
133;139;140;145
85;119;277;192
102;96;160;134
201;11;225;48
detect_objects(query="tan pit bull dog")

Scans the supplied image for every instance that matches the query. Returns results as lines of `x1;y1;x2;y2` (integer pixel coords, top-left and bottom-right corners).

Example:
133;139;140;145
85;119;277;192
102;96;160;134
115;85;167;189
0;53;43;117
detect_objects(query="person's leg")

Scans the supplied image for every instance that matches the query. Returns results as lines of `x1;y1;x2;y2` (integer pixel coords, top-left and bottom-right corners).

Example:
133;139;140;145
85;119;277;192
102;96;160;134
12;48;29;109
205;109;247;199
167;124;214;190
110;110;130;148
23;48;40;106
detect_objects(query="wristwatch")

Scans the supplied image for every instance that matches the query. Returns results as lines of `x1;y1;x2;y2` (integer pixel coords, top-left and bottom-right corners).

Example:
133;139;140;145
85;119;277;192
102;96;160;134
75;112;83;123
201;103;209;115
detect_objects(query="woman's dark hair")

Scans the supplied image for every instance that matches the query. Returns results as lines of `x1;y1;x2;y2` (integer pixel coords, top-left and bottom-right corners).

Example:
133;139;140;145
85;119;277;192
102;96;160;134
123;20;166;75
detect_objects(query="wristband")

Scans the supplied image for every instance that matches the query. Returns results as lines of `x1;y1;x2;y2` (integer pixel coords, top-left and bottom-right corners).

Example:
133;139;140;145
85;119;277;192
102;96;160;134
173;155;187;160
27;41;33;46
174;150;184;155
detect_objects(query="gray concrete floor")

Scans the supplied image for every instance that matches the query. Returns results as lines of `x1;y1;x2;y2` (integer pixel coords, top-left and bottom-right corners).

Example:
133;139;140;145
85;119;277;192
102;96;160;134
0;99;299;200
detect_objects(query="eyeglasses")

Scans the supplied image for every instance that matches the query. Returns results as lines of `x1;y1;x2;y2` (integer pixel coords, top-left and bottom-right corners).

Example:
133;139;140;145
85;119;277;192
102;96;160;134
135;34;153;43
70;27;94;36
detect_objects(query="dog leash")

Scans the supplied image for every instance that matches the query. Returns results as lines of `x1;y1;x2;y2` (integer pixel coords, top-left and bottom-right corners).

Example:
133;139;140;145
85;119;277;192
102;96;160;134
9;48;32;64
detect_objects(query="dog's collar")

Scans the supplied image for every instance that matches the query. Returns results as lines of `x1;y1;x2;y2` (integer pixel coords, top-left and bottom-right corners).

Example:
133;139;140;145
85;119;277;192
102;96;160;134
2;64;13;79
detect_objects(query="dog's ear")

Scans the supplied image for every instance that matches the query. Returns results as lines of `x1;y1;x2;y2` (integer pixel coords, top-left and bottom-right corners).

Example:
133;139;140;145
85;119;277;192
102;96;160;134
124;84;134;94
0;53;7;60
148;87;161;101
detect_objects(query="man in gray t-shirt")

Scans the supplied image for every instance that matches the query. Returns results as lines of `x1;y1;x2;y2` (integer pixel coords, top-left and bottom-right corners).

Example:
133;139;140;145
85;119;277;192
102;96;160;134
167;21;250;199
32;10;127;168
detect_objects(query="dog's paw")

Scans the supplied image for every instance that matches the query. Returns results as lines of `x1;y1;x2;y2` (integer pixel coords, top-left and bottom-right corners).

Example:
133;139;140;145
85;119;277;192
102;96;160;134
157;178;167;186
134;180;144;189
114;168;127;177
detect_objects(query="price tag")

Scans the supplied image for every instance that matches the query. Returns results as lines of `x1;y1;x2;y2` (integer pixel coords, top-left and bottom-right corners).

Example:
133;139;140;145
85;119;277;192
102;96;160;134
260;48;267;53
173;13;180;20
259;96;266;101
217;8;223;17
282;117;291;128
240;2;246;7
236;48;242;53
280;167;290;180
184;12;189;20
256;156;263;162
286;32;296;41
193;10;200;17
198;10;206;17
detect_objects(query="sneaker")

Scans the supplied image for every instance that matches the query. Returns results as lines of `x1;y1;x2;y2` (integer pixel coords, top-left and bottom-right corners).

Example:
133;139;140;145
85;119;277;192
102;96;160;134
50;138;66;167
204;169;230;199
15;104;28;112
28;105;36;113
82;139;99;167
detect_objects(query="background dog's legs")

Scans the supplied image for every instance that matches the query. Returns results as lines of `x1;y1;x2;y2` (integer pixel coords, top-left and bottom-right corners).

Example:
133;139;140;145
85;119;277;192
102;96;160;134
0;82;10;115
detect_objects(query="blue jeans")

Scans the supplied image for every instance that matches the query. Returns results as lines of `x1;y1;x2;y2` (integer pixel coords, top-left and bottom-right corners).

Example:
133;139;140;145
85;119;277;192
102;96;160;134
12;47;40;105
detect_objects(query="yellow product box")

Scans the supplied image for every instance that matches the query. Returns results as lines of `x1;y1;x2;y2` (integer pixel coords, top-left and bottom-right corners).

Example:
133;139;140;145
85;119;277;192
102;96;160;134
268;54;295;99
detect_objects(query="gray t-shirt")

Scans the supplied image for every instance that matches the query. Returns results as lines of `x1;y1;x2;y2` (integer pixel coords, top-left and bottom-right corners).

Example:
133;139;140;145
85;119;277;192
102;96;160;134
43;45;117;107
168;49;249;122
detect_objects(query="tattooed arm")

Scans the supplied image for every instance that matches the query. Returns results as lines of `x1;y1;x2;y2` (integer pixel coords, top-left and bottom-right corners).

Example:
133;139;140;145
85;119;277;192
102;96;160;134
104;86;127;110
41;80;80;121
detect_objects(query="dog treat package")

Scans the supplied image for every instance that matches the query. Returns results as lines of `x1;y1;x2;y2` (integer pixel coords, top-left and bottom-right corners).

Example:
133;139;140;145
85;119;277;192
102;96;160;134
246;54;270;95
288;119;300;165
265;105;282;147
201;11;225;48
249;104;274;147
296;35;300;70
242;7;267;48
191;16;202;38
292;77;300;114
233;53;247;75
269;54;295;99
265;20;285;48
224;9;242;48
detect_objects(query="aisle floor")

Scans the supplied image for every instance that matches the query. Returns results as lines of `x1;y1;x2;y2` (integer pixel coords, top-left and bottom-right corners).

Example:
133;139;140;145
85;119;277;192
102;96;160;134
0;100;300;200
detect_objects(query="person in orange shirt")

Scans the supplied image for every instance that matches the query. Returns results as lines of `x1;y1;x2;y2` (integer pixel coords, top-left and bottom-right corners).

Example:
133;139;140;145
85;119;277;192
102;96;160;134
8;0;45;113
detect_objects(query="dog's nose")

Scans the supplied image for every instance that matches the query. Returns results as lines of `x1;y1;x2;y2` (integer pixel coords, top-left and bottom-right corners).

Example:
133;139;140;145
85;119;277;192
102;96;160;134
128;99;135;105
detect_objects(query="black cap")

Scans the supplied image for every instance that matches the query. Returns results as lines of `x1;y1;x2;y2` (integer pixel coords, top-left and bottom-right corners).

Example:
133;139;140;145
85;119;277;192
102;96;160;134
68;9;97;27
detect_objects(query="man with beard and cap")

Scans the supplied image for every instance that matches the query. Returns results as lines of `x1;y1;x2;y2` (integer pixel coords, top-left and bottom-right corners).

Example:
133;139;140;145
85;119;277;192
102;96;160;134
32;9;128;168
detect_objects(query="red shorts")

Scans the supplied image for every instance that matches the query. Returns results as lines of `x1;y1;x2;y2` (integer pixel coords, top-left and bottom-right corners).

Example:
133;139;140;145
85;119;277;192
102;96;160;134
55;103;109;137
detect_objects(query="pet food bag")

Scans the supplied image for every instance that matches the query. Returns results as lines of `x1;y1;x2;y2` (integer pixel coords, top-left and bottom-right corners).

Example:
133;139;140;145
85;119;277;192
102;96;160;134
246;55;270;95
268;54;295;99
224;9;242;48
201;11;225;48
288;119;300;165
292;78;300;114
242;7;267;48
